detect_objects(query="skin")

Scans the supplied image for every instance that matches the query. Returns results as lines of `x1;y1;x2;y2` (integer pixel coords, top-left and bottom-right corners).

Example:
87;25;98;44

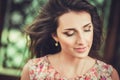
51;11;94;78
53;11;93;59
21;11;120;80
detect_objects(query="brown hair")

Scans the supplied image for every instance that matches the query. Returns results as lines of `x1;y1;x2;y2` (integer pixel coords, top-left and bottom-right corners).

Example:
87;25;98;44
26;0;102;57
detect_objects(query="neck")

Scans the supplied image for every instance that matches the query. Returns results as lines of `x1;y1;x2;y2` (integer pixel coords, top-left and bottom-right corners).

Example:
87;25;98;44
56;52;91;78
57;52;89;68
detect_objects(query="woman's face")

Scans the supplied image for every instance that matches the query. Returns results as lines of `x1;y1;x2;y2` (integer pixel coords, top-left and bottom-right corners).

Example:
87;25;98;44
52;11;93;58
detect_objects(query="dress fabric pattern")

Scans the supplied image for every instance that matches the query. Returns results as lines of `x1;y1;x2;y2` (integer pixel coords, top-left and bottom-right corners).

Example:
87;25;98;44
28;56;113;80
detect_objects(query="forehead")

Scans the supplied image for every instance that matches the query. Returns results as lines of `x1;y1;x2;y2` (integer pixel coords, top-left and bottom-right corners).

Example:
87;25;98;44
58;11;92;29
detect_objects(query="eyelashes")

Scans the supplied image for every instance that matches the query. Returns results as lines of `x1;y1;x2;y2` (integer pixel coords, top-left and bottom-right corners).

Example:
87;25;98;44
63;26;92;37
84;26;91;32
84;29;91;32
63;32;75;36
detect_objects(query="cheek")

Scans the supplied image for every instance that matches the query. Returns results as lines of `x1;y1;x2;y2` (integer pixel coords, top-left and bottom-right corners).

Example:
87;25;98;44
85;33;93;46
59;38;75;48
84;33;93;46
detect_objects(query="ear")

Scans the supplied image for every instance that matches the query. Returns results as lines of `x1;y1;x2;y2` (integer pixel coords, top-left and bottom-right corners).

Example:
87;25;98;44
52;33;58;42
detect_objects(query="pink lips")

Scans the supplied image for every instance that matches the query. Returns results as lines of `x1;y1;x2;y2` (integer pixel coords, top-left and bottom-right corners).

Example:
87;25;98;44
74;47;87;53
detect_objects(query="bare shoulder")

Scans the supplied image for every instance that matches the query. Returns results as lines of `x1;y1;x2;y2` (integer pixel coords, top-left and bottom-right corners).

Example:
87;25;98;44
111;68;120;80
20;63;30;80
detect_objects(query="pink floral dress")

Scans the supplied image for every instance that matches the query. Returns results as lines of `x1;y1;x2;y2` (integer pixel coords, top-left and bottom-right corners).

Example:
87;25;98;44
28;56;113;80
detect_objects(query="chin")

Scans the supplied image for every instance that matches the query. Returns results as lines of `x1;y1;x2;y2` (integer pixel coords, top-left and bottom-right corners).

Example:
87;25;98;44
75;52;89;59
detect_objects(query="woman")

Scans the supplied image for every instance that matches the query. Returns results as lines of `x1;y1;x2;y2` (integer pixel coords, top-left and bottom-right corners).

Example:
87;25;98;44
21;0;119;80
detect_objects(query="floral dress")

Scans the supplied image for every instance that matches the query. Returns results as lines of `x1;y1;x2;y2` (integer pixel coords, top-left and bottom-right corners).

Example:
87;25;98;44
28;56;113;80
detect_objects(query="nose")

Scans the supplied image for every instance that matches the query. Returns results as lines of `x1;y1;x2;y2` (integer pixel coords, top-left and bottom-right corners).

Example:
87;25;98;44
76;33;85;45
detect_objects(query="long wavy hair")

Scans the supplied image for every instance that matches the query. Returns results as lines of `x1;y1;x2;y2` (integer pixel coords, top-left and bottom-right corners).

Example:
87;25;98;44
26;0;102;57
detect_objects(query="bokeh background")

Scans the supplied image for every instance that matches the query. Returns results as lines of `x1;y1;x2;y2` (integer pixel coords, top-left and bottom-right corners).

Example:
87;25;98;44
0;0;120;80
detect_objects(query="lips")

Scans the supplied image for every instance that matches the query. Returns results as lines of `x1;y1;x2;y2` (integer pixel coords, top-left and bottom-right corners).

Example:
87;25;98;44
74;47;87;53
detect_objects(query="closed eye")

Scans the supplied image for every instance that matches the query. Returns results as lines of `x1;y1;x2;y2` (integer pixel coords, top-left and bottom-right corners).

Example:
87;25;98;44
84;25;91;32
63;31;75;36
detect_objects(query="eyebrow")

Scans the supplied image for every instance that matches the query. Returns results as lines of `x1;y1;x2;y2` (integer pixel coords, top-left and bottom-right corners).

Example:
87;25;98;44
64;23;91;31
83;23;91;28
